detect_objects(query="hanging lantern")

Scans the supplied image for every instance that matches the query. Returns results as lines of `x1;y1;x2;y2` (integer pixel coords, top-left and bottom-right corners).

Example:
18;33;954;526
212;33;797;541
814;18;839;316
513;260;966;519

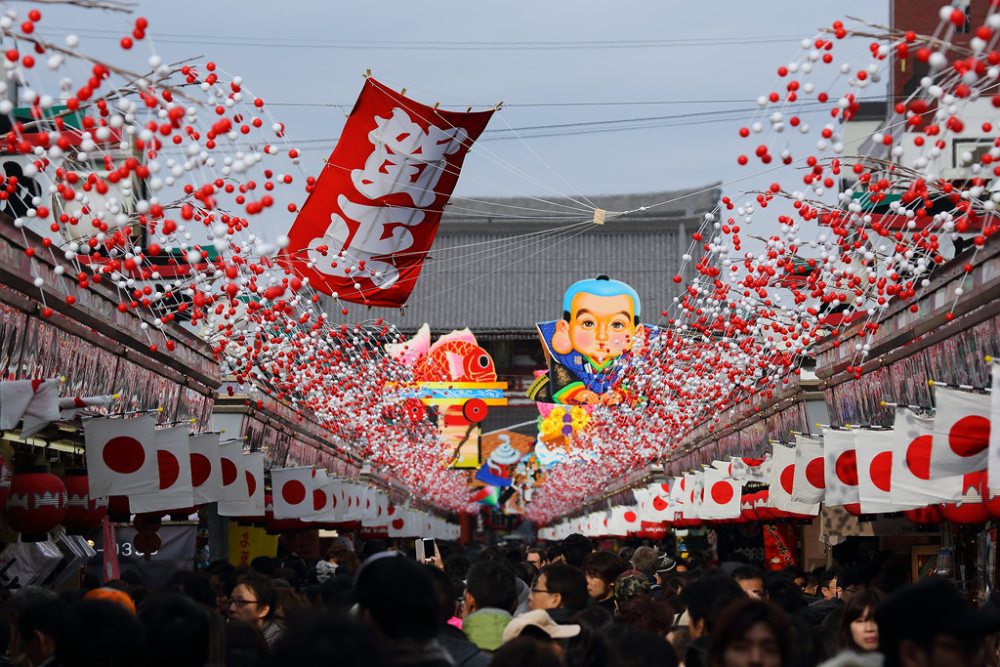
3;465;68;542
741;494;757;522
903;505;944;526
940;471;990;525
843;503;863;516
62;469;108;535
978;471;1000;520
107;496;132;522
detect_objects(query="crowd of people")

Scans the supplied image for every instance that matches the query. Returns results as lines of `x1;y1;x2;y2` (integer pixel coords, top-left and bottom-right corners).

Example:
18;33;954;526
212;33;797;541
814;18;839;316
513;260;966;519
0;533;997;667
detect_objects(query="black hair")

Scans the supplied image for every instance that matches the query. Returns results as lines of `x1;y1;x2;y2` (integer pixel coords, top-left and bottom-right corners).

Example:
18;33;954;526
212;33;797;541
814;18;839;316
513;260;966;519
540;563;589;611
234;571;277;622
16;597;69;645
491;636;562;667
466;560;517;613
424;565;460;625
679;575;746;632
602;623;678;667
139;594;211;667
355;555;439;641
57;600;144;667
167;569;217;609
581;550;629;585
361;539;388;561
270;610;389;667
708;599;794;667
561;534;593;569
732;565;767;583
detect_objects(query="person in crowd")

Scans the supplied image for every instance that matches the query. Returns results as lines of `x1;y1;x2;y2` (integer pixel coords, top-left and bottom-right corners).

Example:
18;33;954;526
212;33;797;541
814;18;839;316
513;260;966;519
631;546;659;581
13;597;68;667
355;552;453;667
502;609;581;658
876;577;1000;667
619;595;675;637
269;610;389;667
362;538;389;561
614;569;653;612
561;534;594;568
225;620;270;667
56;599;144;667
602;622;679;667
140;594;212;667
529;563;590;622
425;566;490;667
836;589;882;655
682;573;748;641
461;560;517;653
733;566;768;600
228;571;282;646
444;553;474;581
682;572;748;666
324;541;362;575
764;572;806;615
527;547;549;570
836;568;868;606
492;636;563;667
581;550;629;613
547;544;566;564
273;587;305;627
784;566;807;592
802;569;843;627
708;598;795;667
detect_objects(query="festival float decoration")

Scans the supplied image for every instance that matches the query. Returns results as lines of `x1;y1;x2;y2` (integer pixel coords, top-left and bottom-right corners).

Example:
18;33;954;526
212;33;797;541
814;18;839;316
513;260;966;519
386;324;507;470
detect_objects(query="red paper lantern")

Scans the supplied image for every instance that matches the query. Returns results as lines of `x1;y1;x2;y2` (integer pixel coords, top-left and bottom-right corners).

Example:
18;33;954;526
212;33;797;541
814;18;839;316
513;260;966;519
62;469;108;535
641;522;669;540
107;496;132;522
3;465;67;542
979;471;1000;520
843;503;863;516
903;505;944;526
940;471;990;525
741;494;757;522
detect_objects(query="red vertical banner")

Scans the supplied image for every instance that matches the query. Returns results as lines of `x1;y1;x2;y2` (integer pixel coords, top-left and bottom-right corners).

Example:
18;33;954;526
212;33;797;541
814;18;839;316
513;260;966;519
762;523;798;570
280;78;494;307
102;516;120;582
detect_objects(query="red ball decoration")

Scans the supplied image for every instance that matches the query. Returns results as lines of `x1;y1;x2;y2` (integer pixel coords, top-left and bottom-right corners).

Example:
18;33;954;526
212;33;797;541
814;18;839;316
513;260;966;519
62;469;108;535
903;505;944;526
3;465;68;542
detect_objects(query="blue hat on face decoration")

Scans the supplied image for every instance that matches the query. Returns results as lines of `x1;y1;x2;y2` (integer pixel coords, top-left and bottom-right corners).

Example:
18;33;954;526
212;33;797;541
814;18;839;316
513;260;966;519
561;275;641;320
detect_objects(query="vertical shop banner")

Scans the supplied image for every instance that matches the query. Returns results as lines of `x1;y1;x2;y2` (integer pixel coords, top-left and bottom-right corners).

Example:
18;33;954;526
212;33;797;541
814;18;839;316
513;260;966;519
762;523;798;570
102;516;119;583
280;77;495;307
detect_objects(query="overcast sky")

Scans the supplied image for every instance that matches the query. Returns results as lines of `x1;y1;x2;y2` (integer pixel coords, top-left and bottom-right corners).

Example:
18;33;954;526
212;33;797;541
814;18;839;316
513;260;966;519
35;0;890;237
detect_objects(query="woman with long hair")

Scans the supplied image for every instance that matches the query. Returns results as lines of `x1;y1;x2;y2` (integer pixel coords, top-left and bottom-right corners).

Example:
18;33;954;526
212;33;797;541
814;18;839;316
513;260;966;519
836;589;883;654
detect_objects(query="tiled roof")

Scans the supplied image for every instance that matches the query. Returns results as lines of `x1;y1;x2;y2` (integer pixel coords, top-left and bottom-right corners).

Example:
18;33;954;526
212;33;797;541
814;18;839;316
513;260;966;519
337;184;721;333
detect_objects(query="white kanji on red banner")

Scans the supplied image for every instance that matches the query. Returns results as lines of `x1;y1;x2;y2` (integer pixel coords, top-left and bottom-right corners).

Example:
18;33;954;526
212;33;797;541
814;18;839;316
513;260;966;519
84;416;159;498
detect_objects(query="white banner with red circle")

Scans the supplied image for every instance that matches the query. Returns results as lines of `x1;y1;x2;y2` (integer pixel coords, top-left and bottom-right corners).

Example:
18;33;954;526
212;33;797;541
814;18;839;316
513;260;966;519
129;427;193;514
84;416;159;498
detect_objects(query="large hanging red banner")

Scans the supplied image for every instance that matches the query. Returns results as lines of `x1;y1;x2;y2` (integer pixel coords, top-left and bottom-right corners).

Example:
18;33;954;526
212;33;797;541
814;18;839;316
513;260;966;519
280;77;494;307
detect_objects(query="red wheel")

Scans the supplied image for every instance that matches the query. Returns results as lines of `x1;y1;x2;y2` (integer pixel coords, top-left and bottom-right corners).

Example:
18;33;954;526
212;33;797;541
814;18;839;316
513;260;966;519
463;399;488;423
